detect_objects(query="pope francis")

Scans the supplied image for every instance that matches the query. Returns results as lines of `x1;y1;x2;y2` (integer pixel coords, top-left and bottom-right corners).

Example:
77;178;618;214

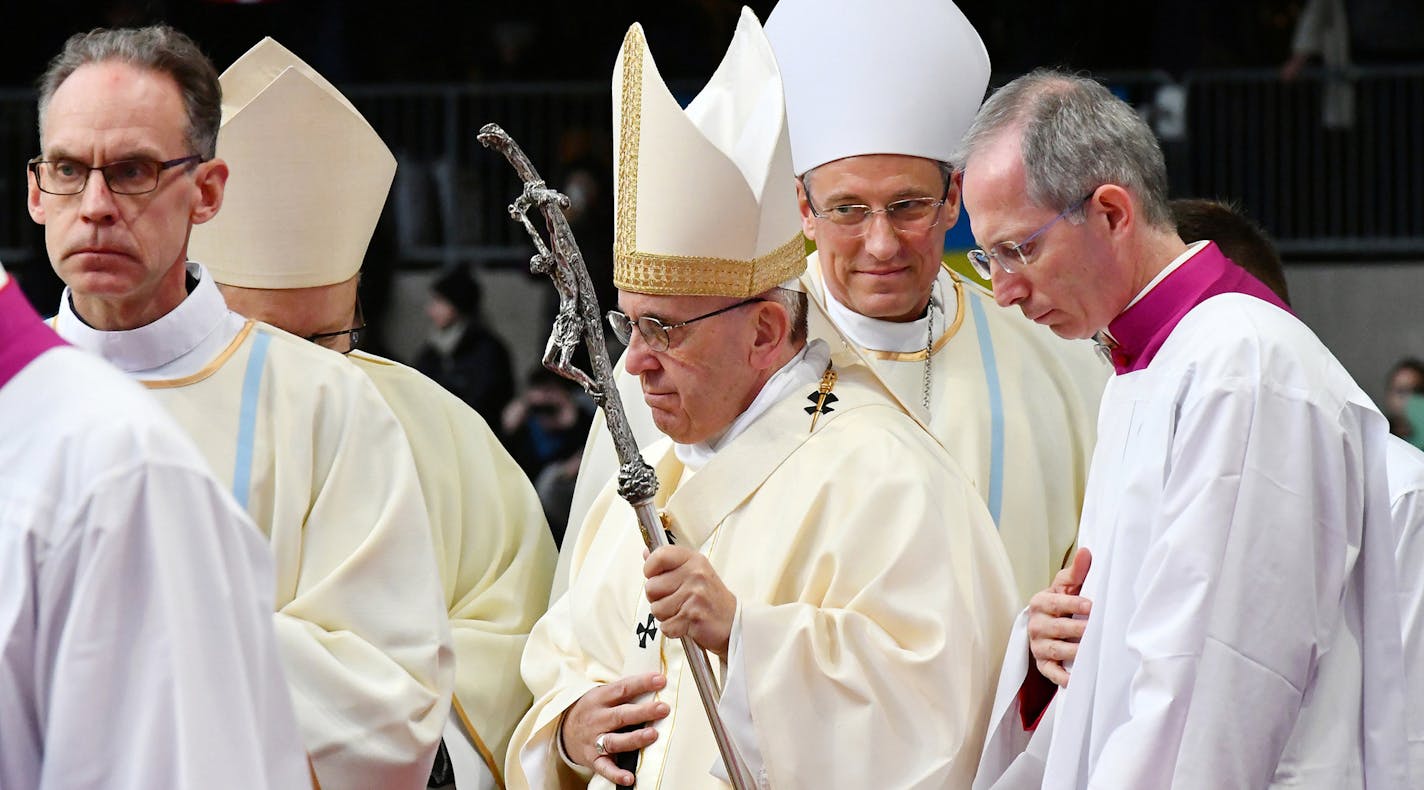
506;10;1017;790
560;0;1109;610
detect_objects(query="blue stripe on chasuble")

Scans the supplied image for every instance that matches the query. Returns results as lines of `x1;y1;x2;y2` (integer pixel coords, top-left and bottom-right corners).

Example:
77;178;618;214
232;331;272;509
967;296;1004;527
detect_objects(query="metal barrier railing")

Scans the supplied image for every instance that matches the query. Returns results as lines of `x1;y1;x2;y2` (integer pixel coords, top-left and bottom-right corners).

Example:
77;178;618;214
344;82;612;268
1180;66;1424;256
0;91;39;265
2;66;1421;269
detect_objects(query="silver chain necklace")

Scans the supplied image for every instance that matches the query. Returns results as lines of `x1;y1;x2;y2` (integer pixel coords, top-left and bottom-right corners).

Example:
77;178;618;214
922;282;939;413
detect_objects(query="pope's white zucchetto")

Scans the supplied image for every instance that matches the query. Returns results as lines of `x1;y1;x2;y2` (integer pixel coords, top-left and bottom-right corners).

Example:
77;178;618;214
765;0;990;175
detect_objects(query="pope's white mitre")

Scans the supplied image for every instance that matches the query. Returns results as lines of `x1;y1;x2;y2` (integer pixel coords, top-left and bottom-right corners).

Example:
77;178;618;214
190;37;396;289
765;0;990;175
612;7;804;298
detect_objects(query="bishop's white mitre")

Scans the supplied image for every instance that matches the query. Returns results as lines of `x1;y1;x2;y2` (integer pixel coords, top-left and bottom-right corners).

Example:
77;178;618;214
190;37;395;289
612;7;805;298
765;0;991;175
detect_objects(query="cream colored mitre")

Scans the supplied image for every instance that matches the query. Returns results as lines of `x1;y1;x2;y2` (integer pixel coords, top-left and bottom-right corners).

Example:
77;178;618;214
765;0;990;175
613;7;805;298
189;37;395;289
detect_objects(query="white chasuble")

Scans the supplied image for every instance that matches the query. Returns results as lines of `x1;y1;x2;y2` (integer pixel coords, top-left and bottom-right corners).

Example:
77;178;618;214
559;259;1107;607
53;266;453;790
510;362;1018;790
353;350;557;788
804;256;1107;606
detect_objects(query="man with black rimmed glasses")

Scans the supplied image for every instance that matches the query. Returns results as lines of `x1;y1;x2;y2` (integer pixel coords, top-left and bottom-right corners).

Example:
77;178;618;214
193;37;557;790
962;69;1410;790
29;25;453;789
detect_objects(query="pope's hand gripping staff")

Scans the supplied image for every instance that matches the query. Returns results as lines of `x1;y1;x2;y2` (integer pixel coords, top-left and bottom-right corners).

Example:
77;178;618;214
479;123;756;790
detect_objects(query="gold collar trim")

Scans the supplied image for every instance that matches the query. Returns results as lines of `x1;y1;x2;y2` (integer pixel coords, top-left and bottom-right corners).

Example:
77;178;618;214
142;321;256;389
864;269;966;361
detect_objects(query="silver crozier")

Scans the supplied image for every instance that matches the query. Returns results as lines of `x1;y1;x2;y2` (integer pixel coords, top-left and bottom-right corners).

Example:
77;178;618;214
479;123;755;790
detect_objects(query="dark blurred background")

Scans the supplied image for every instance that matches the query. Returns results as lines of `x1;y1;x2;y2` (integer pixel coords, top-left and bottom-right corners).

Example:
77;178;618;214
3;0;1424;423
0;1;1312;87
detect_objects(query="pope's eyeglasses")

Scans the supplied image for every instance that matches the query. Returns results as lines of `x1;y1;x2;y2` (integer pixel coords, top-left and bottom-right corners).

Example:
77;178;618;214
607;297;767;352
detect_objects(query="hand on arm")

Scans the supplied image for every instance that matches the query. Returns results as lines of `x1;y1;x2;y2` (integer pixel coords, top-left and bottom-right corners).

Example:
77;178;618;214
559;673;669;786
1028;548;1093;687
642;546;738;659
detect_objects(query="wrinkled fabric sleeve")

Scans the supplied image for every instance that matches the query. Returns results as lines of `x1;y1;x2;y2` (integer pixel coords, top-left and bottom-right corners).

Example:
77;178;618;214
273;372;453;790
505;488;625;790
434;399;556;768
737;436;1015;790
974;609;1041;790
37;459;309;790
1390;459;1424;781
1085;374;1358;788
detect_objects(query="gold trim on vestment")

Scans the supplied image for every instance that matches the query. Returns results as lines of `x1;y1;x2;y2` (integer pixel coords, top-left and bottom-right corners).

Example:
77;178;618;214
614;25;644;266
451;695;506;789
864;270;966;362
141;321;257;389
612;25;806;298
615;233;808;298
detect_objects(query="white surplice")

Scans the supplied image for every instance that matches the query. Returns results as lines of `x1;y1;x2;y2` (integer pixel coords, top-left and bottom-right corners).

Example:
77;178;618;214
1004;293;1408;789
52;263;453;790
0;273;308;789
1386;434;1424;781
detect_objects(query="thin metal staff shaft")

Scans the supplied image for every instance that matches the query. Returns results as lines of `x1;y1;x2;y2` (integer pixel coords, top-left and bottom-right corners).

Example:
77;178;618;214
478;123;755;790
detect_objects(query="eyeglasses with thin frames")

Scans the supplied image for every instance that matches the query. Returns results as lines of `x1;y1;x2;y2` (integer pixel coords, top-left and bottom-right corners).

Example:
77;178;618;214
966;193;1094;279
28;154;205;196
307;298;366;355
607;297;766;352
802;174;952;237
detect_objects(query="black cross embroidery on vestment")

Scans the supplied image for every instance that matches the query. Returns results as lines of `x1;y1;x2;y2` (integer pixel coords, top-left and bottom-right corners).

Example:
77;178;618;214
636;614;658;648
804;390;838;415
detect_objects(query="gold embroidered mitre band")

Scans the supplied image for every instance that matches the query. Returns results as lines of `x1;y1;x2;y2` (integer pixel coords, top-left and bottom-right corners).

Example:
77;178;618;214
612;8;806;298
190;37;396;289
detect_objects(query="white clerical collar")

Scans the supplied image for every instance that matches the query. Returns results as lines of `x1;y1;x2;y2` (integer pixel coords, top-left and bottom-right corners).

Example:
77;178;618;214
674;338;831;472
0;266;8;288
821;267;949;353
55;261;244;377
1122;240;1209;313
